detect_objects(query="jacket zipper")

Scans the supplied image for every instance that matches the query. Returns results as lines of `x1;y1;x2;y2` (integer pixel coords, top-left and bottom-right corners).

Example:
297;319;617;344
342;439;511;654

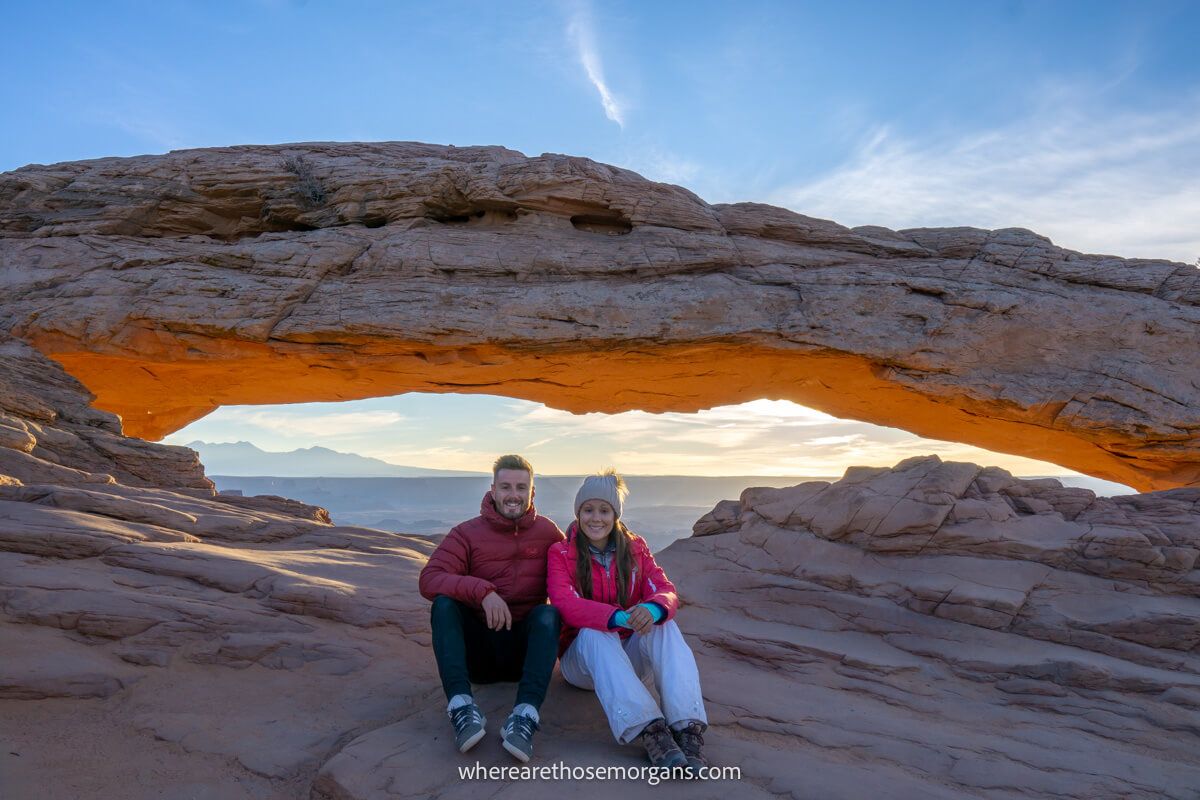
600;552;615;604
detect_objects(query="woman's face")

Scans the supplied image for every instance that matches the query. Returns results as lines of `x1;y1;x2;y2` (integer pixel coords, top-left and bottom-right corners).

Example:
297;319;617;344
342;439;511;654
578;500;616;545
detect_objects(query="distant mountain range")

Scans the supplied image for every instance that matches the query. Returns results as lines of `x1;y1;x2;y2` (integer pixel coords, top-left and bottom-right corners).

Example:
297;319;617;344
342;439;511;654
185;440;486;477
188;440;1133;494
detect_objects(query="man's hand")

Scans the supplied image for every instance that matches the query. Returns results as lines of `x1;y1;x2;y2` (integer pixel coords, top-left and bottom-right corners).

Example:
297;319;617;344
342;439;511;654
482;591;512;631
626;603;654;635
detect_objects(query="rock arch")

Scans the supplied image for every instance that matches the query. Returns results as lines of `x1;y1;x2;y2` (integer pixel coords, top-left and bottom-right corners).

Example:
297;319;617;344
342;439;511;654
1;142;1197;490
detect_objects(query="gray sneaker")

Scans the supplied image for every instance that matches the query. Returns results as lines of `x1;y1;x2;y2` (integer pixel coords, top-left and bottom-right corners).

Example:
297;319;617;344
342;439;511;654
449;702;486;753
500;711;539;763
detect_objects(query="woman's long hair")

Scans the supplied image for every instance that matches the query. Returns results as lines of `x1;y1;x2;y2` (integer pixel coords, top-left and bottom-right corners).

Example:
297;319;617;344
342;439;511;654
574;518;636;607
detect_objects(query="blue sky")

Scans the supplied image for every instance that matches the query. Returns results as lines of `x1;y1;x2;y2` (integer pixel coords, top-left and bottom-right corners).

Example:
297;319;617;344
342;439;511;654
5;0;1197;480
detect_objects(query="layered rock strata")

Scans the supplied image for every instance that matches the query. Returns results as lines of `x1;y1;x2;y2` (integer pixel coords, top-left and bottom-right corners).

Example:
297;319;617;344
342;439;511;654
667;457;1200;799
0;333;209;491
2;143;1197;489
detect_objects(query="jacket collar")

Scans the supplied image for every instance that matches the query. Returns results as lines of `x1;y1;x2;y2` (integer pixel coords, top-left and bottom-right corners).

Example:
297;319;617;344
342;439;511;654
588;537;616;556
480;491;539;532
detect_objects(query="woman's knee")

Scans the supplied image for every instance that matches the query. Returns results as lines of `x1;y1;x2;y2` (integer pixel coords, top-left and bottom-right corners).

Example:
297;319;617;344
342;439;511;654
641;620;693;656
576;627;622;651
642;619;681;639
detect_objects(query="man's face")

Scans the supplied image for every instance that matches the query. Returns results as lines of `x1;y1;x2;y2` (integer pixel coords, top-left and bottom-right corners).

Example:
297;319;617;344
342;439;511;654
492;469;533;520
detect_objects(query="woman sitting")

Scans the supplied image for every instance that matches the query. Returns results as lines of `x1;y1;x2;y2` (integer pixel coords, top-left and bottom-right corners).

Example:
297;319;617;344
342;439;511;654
546;469;710;772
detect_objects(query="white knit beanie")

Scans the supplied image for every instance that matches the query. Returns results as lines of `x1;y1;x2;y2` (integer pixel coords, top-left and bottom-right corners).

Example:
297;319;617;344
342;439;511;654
573;470;628;519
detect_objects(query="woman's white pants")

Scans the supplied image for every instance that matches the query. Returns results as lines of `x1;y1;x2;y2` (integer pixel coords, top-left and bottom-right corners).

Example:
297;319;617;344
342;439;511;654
559;620;707;744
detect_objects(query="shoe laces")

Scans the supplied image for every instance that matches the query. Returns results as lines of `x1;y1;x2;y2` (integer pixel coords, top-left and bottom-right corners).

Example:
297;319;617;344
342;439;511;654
641;721;677;759
450;704;482;731
504;712;539;739
675;722;705;757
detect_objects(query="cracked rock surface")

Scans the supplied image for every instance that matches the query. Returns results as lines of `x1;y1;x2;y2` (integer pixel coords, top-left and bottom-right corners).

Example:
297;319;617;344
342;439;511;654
681;455;1200;799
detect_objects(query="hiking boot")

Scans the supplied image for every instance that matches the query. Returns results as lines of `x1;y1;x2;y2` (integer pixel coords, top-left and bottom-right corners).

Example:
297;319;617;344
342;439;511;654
672;721;710;776
448;702;486;753
639;718;687;770
500;710;539;763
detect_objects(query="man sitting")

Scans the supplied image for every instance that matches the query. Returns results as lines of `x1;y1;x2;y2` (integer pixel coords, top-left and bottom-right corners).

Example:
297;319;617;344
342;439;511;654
418;454;564;762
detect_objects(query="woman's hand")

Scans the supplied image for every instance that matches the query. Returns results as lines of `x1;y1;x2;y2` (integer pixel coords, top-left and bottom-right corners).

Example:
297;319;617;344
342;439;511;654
625;603;655;635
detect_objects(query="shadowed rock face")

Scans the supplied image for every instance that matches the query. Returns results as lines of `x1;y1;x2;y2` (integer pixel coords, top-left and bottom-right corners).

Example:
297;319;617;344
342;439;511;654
2;142;1197;490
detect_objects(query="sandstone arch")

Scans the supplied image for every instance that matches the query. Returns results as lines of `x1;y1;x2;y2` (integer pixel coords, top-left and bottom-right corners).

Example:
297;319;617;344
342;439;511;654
1;142;1197;491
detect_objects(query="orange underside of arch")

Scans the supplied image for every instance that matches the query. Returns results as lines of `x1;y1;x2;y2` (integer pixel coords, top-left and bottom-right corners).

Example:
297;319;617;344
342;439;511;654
38;333;1191;493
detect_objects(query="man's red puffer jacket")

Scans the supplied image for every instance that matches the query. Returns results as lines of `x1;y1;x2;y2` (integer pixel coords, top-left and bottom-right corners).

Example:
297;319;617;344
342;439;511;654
546;521;680;655
418;492;565;623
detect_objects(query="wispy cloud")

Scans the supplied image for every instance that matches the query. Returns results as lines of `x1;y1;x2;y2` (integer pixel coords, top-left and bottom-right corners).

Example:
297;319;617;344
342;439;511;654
769;96;1200;263
74;64;193;152
496;399;1076;477
96;107;188;151
216;408;406;439
610;141;703;187
503;398;836;442
566;1;625;128
170;394;1106;479
805;434;864;447
363;444;487;465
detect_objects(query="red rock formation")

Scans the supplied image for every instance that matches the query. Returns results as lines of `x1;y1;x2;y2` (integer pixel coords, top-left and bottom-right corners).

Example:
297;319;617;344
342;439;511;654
2;142;1197;490
2;143;1199;799
0;333;210;491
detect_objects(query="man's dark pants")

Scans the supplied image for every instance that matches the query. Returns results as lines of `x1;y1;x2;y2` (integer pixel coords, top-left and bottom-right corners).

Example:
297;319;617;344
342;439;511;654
430;595;561;709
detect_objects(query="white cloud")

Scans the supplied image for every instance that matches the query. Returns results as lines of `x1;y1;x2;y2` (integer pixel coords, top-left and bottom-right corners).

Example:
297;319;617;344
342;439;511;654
218;408;406;439
694;399;838;425
99;107;188;151
805;434;864;447
611;142;703;186
493;398;1084;477
171;393;1107;479
566;1;625;128
769;97;1200;263
503;405;666;439
504;399;836;442
356;443;497;471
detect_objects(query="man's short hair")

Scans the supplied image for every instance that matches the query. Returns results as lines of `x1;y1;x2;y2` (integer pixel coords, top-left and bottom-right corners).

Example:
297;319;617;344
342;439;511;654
492;454;533;481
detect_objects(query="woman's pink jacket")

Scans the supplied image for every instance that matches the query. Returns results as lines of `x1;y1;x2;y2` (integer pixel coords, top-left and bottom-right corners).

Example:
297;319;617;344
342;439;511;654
546;522;680;655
